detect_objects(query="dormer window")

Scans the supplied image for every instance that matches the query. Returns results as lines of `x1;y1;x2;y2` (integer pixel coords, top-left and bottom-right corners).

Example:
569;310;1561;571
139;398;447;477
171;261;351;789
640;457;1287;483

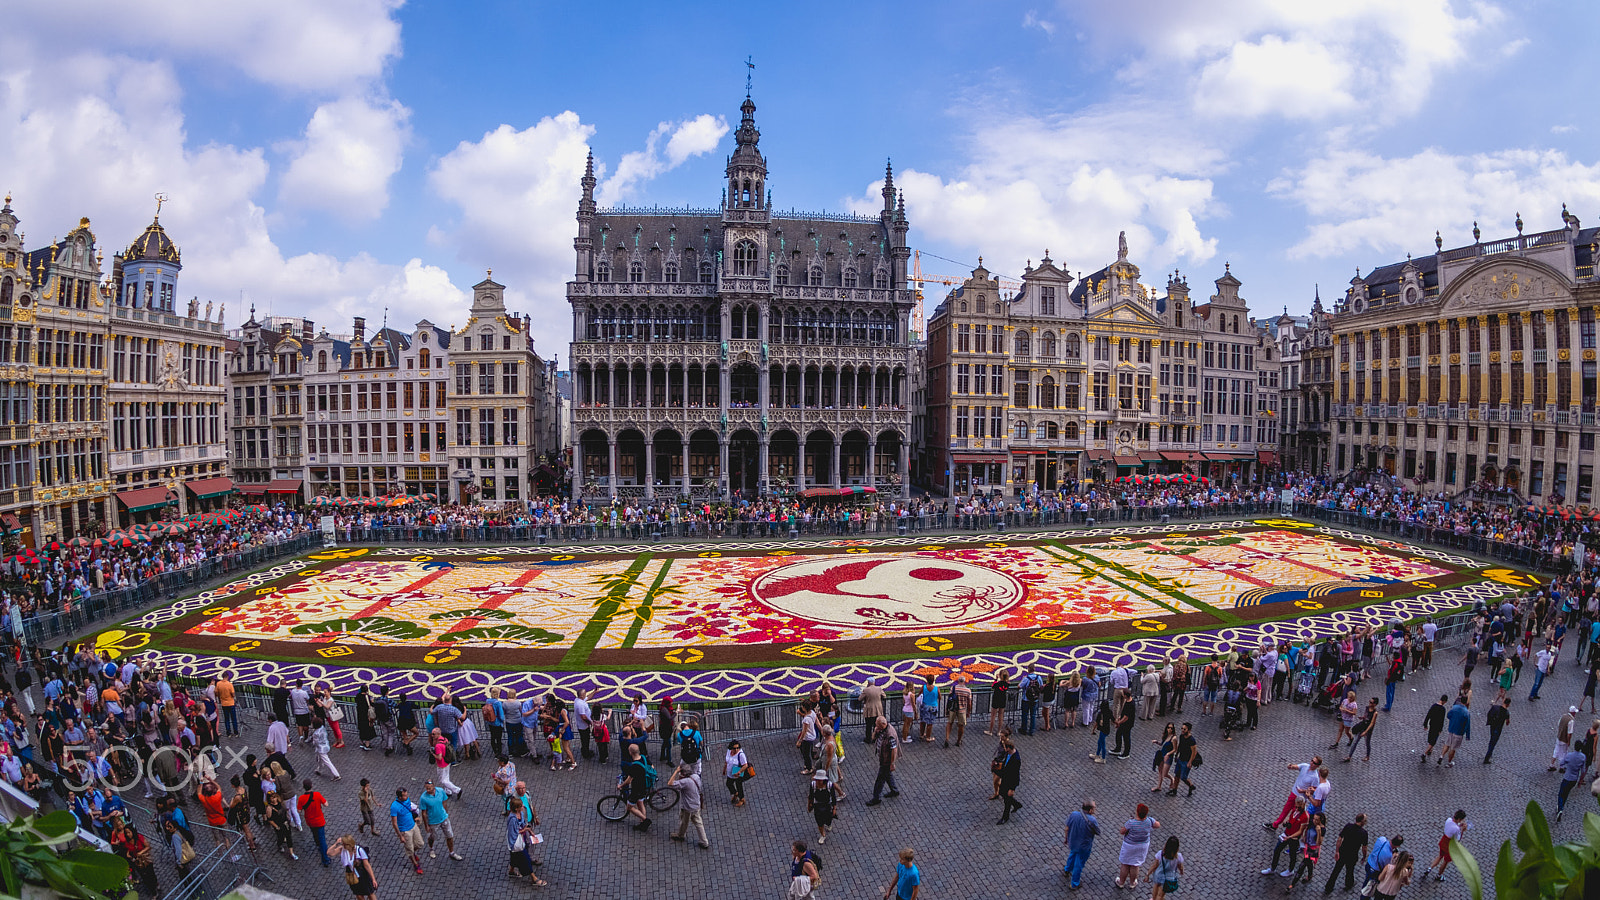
807;266;822;287
700;262;714;284
842;268;857;288
664;263;679;283
874;270;887;289
775;265;789;286
596;263;610;283
629;262;644;283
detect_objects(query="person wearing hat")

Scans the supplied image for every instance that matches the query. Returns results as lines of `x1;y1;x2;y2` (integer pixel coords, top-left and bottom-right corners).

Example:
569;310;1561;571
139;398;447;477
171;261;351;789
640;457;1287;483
806;767;838;844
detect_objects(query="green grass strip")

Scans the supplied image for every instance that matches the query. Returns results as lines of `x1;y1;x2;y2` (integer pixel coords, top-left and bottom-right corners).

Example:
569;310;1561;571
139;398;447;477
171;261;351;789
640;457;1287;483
560;554;653;667
621;558;674;649
1052;540;1242;624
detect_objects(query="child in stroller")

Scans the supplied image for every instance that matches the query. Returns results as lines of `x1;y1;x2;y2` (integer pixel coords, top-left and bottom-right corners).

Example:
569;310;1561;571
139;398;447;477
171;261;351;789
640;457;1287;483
1219;678;1245;741
1292;663;1318;706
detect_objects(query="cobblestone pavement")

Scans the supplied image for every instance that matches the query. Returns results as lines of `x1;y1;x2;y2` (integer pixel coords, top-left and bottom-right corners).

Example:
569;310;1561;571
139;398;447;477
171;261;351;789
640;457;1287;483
161;635;1590;900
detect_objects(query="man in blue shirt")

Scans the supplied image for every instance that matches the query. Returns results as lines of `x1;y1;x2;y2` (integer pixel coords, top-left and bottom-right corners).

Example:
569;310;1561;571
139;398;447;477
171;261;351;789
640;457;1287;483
416;780;462;861
891;848;921;900
1063;799;1101;890
1018;665;1043;735
1441;698;1471;767
1364;834;1403;893
389;787;425;875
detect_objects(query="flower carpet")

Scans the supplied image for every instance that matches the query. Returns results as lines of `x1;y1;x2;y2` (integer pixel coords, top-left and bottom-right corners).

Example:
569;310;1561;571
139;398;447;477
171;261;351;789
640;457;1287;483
93;519;1541;702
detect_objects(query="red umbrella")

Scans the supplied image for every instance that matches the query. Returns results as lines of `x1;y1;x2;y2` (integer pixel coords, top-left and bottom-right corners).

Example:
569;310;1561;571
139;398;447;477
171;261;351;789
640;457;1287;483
155;523;188;537
65;536;93;549
46;541;62;553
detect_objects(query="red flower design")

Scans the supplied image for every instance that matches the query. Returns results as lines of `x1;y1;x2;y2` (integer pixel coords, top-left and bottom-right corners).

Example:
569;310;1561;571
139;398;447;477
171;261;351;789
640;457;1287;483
911;657;1001;683
668;615;735;641
997;602;1092;629
732;616;842;644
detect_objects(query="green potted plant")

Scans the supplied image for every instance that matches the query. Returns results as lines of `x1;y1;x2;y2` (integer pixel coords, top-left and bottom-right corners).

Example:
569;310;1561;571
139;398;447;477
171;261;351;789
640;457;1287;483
1451;801;1600;900
0;811;130;900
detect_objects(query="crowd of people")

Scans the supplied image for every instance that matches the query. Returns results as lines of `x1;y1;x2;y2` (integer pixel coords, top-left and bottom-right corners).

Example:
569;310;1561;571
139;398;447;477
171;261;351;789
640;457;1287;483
0;504;317;629
5;478;1600;897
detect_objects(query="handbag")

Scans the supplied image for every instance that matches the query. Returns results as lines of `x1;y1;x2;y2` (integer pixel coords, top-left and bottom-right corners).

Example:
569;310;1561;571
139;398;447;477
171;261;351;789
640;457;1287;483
327;704;344;723
344;865;361;886
179;839;196;865
1361;879;1377;897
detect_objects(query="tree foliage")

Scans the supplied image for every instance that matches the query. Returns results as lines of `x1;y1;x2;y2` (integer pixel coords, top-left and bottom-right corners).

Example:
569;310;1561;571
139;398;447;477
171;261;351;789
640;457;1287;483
427;608;516;621
0;810;130;900
1454;801;1600;900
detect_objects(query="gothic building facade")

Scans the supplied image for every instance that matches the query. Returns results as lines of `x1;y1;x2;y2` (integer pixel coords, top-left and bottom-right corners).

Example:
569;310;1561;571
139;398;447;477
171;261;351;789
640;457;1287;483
566;95;915;501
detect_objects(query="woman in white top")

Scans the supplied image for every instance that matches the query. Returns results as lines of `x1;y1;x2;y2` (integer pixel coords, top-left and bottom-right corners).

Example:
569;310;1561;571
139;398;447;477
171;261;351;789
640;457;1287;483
336;834;377;900
724;740;752;806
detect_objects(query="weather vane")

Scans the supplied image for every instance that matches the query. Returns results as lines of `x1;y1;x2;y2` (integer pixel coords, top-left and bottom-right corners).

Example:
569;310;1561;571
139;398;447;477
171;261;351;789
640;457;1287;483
154;192;168;219
745;55;755;95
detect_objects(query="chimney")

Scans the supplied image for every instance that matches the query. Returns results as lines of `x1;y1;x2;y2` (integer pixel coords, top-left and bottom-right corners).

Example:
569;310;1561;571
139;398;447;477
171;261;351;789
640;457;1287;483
302;318;314;342
353;316;365;343
279;321;292;335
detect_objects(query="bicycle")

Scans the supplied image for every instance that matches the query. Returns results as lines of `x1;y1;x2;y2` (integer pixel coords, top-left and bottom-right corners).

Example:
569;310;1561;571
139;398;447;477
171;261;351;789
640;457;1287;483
596;784;680;821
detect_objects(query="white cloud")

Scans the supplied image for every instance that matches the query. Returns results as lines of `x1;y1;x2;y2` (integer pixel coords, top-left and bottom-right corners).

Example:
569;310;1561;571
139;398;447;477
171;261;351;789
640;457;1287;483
1552;124;1578;135
1271;146;1600;259
1022;10;1057;35
278;95;412;221
849;103;1221;286
0;22;459;340
10;0;403;93
429;113;596;353
1061;0;1501;121
1192;35;1355;119
597;114;729;205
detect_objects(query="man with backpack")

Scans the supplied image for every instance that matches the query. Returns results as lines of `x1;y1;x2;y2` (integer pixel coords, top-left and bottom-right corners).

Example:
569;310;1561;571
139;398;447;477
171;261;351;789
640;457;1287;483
1018;665;1043;735
677;718;704;776
373;686;395;757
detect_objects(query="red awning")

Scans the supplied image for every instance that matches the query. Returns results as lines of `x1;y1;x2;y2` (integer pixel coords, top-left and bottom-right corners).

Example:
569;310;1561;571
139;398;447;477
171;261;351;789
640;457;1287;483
1257;451;1279;465
265;479;303;494
954;456;1009;466
236;484;266;495
184;476;234;499
1084;449;1114;461
1138;451;1164;461
116;487;175;512
1201;453;1232;461
1159;451;1202;461
1114;455;1141;466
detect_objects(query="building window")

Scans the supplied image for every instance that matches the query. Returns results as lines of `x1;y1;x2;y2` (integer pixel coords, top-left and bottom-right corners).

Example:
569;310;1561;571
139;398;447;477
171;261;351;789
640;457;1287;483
734;240;758;276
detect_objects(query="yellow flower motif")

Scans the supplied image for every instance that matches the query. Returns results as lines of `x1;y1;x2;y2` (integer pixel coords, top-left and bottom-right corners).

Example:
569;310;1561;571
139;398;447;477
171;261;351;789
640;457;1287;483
664;647;704;664
768;550;796;557
92;629;150;659
308;548;368;560
985;542;1008;548
914;636;955;652
782;644;832;659
550;554;575;561
202;606;232;616
1412;581;1436;590
845;548;870;554
478;555;504;562
1253;519;1314;529
1294;600;1324;610
919;545;944;551
423;648;461;665
698;551;722;558
317;646;354;658
255;587;277;596
1360;590;1383;598
1032;628;1073;641
1130;619;1168;632
229;640;261;652
1481;568;1538;587
410;555;433;562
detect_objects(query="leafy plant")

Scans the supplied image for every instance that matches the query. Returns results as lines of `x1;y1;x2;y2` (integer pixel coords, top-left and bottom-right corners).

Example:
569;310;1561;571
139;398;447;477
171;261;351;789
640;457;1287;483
0;810;130;900
289;617;430;641
1452;801;1600;900
427;608;516;621
438;624;564;646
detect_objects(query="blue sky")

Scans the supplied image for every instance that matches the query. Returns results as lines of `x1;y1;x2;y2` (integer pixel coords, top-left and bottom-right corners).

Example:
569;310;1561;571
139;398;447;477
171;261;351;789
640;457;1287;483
5;0;1599;355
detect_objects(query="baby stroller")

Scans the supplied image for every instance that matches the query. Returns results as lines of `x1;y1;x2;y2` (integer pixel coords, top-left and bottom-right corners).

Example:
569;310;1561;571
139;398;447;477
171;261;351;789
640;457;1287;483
1219;686;1244;738
1292;665;1318;706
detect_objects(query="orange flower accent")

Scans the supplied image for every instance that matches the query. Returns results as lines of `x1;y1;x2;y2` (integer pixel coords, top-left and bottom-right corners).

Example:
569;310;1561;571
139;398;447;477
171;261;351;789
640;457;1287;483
912;657;1001;684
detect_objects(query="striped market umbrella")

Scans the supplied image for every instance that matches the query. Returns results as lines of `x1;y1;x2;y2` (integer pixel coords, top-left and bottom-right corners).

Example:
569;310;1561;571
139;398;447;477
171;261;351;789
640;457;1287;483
420;493;437;502
65;536;94;549
155;523;189;537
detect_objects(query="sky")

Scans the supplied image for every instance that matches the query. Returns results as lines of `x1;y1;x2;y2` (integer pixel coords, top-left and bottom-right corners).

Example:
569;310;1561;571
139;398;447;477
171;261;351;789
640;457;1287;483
4;0;1599;358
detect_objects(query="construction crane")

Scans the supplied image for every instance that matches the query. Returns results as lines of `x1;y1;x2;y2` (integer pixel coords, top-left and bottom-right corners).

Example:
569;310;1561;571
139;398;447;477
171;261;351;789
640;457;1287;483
909;249;1024;338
